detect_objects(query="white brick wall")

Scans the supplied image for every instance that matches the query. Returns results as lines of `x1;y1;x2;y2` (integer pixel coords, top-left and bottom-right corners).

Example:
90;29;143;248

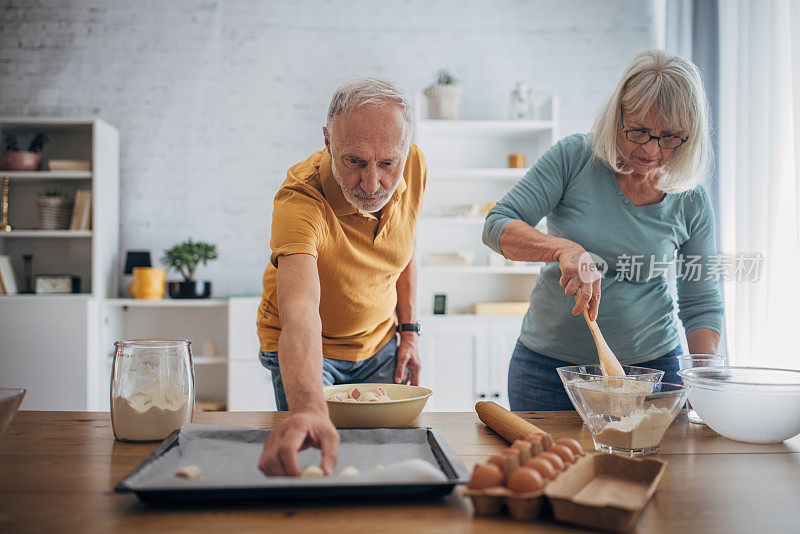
0;0;659;296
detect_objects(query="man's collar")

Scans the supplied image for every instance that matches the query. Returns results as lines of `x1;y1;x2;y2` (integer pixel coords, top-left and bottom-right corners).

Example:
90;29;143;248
320;147;408;217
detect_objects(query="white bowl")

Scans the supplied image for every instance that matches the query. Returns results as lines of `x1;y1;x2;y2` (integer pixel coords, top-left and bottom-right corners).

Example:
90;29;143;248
678;366;800;444
323;383;432;428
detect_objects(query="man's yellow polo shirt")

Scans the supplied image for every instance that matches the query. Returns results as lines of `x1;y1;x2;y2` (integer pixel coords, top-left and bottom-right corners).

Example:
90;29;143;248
257;144;426;362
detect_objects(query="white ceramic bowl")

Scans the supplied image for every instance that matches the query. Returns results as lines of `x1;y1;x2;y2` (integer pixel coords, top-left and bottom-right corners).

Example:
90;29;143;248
323;383;432;428
0;389;26;435
677;366;800;444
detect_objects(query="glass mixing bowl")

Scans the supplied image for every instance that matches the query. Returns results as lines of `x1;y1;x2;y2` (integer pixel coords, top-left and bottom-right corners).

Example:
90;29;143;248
558;368;687;456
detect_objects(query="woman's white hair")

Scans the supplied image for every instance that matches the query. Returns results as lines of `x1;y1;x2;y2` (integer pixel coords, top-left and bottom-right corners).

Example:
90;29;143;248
326;77;412;142
591;49;711;193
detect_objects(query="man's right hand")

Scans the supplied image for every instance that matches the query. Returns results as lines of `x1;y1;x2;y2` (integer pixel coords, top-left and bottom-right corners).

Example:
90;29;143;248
258;410;340;477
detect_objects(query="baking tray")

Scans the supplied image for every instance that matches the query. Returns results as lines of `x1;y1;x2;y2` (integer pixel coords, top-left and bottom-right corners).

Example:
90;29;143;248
115;426;469;504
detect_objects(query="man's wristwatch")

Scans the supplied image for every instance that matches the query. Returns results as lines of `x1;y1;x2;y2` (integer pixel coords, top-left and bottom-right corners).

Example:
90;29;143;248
397;322;421;335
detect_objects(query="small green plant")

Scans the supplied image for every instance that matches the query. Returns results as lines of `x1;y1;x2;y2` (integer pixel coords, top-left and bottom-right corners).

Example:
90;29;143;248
4;134;19;151
161;239;218;282
27;132;49;153
436;69;458;85
3;132;49;153
39;189;63;198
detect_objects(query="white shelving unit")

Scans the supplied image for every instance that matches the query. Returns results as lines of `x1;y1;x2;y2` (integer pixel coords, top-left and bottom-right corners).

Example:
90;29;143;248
412;97;558;410
98;298;232;411
0;118;119;298
0;118;119;411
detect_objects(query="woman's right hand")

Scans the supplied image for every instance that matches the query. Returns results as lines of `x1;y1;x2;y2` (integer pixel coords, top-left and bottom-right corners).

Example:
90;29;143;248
557;243;602;320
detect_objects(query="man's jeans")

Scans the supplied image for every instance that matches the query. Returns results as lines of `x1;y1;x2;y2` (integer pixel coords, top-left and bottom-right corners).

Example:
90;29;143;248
258;336;398;411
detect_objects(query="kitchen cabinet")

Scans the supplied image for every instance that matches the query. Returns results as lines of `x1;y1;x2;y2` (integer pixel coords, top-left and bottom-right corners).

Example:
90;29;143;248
421;314;523;411
98;299;230;411
0;295;99;410
98;296;276;412
227;296;276;411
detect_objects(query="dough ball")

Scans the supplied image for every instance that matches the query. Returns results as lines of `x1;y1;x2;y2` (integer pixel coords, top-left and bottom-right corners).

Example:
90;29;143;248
301;465;325;477
174;465;203;480
361;392;380;402
339;466;360;477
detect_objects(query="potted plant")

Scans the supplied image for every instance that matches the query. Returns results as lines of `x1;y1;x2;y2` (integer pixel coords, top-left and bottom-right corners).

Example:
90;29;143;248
424;69;463;120
1;133;49;171
37;189;72;230
161;239;218;299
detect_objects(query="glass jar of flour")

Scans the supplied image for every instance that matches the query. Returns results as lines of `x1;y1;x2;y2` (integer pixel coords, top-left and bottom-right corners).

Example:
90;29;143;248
111;339;194;442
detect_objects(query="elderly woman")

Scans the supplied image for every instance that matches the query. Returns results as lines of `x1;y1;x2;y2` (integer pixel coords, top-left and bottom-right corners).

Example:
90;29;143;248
483;49;724;411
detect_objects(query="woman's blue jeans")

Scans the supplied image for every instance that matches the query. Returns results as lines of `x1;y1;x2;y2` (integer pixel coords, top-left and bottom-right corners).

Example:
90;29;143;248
508;340;683;411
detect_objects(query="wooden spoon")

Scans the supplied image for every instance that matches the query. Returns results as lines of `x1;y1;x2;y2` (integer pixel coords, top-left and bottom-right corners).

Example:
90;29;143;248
582;309;625;377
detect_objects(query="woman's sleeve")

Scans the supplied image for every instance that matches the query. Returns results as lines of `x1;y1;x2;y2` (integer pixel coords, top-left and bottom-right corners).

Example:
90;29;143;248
482;136;574;255
675;187;725;335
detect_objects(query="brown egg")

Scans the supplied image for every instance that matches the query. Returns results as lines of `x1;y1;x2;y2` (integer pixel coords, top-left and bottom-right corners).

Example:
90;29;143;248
486;454;506;470
506;467;545;493
467;462;504;489
539;451;565;471
524;457;557;480
556;437;584;457
548;444;576;464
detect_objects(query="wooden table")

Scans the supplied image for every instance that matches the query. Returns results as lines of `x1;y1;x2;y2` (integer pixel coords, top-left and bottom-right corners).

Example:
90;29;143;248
1;410;799;533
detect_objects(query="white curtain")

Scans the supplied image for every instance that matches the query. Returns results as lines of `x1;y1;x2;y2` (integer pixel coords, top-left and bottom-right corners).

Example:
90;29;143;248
719;1;800;369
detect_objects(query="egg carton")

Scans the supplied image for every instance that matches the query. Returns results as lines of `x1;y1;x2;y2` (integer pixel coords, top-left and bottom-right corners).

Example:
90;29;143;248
462;435;586;522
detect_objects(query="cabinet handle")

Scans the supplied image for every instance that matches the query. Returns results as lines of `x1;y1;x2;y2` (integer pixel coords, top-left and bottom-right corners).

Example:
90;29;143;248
492;392;500;398
478;393;486;399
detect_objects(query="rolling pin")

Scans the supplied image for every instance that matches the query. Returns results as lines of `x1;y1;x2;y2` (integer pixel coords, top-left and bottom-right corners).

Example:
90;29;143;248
475;401;553;450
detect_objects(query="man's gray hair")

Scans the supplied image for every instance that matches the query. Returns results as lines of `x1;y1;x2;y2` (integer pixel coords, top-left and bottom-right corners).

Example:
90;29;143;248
326;78;412;138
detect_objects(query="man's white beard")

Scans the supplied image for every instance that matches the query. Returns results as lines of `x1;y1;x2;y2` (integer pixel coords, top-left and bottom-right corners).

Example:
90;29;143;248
331;157;399;213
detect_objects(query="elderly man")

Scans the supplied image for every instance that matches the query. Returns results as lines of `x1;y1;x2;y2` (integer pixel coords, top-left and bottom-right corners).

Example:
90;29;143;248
256;78;426;476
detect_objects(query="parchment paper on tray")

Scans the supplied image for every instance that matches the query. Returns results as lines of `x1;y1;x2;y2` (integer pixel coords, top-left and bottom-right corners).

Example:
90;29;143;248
123;424;450;490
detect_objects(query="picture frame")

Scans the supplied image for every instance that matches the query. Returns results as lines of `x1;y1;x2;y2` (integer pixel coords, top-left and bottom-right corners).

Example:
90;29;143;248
0;255;18;294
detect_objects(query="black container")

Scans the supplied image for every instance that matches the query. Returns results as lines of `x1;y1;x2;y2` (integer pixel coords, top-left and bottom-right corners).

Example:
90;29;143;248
168;280;212;299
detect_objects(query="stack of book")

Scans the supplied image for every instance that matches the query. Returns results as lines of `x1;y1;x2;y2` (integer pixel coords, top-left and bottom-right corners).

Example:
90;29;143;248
48;159;91;172
70;190;92;230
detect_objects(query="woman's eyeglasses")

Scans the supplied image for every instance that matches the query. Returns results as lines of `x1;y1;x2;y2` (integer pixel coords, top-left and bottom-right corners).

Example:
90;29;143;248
620;106;688;149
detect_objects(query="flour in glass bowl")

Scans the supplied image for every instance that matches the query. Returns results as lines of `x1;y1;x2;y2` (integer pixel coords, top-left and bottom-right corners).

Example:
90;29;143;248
594;406;674;450
112;380;191;442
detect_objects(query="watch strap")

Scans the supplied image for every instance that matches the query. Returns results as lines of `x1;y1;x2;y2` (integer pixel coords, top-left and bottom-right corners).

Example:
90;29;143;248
397;322;421;334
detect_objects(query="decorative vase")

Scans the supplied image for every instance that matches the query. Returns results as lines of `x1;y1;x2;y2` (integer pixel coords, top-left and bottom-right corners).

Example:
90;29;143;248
424;84;463;119
36;197;73;230
129;267;166;299
0;151;42;171
168;280;212;299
